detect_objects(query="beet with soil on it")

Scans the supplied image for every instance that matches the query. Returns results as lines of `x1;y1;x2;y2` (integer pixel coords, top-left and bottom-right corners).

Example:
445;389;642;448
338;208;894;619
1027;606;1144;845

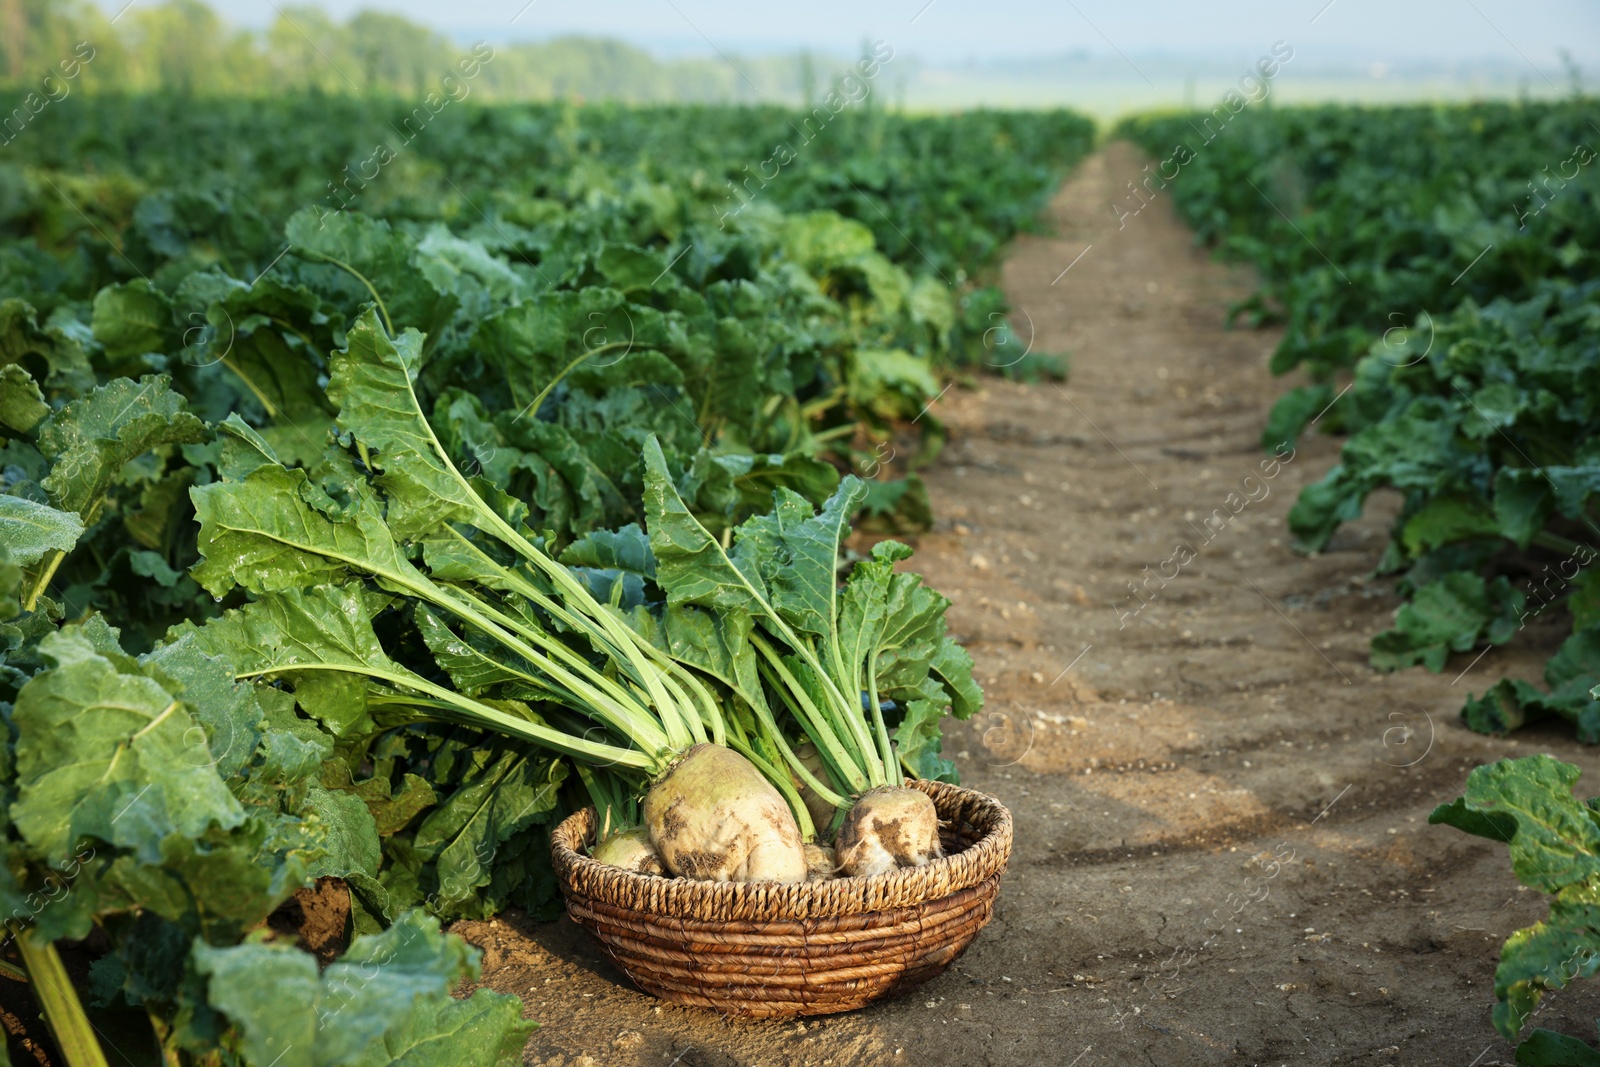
836;786;944;878
643;744;808;883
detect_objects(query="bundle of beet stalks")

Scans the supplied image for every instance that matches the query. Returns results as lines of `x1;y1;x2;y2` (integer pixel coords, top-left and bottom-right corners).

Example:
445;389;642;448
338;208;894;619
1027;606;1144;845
188;312;982;888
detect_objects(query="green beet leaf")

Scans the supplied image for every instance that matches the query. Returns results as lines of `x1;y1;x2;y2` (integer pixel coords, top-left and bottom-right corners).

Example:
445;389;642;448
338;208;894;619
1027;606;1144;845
11;628;246;864
303;786;382;880
285;208;456;340
195;909;531;1067
0;299;94;395
0;496;85;566
1370;572;1525;673
1516;1027;1600;1066
1462;631;1600;742
90;280;176;362
140;633;266;780
0;364;50;435
190;462;426;599
1428;756;1600;893
1432;756;1600;1040
328;311;486;542
893;698;957;783
37;374;207;520
180;584;422;693
412;749;566;916
97;818;307;942
1400;493;1501;557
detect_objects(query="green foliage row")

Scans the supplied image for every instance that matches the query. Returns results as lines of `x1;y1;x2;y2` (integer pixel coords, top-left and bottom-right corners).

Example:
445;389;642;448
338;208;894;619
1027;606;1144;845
1118;99;1600;740
0;92;1092;1063
1118;100;1597;384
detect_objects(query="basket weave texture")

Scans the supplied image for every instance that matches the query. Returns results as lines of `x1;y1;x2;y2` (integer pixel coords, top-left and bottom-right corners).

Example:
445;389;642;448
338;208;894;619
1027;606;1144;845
550;778;1012;1018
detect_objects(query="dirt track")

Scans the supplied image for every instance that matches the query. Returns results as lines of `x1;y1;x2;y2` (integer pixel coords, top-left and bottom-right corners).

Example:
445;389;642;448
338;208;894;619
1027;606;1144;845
462;143;1600;1066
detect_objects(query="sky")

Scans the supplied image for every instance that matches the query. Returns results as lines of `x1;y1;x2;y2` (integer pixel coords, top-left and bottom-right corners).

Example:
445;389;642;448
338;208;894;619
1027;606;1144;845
116;0;1600;75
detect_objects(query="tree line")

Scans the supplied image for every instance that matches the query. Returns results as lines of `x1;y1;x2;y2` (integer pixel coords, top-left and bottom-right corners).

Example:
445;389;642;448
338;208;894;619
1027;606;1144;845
0;0;854;104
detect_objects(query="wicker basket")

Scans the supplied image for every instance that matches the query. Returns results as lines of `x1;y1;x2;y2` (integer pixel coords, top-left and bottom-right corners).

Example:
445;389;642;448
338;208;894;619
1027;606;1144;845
549;778;1012;1018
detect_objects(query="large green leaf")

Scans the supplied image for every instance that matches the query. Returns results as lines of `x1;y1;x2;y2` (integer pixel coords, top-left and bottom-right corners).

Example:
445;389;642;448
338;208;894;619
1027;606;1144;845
641;436;769;613
893;698;957;783
470;290;683;414
1517;1028;1600;1066
1428;755;1600;896
90;281;176;361
0;299;93;393
190;462;426;599
195;909;531;1067
1370;572;1525;673
1494;469;1554;549
11;629;246;863
180;584;421;692
141;633;266;780
37;375;206;519
303;786;382;880
97;818;306;941
0;364;50;434
656;602;765;710
742;481;866;646
327;311;484;542
1491;887;1600;1039
412;750;566;912
1432;756;1600;1039
285;209;455;339
1400;493;1501;556
0;496;84;566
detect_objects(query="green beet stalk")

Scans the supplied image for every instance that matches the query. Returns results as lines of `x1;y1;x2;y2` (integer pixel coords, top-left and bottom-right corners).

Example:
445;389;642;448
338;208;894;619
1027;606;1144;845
424;580;687;752
752;637;868;795
394;376;716;751
434;526;703;742
16;931;110;1067
241;664;659;771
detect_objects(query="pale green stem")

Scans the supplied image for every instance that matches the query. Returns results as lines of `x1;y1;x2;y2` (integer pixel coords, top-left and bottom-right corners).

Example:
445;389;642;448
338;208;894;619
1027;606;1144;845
865;655;897;787
441;526;634;663
744;693;849;810
754;638;868;794
239;663;660;770
427;580;678;749
304;250;394;335
16;931;110;1067
434;588;676;754
23;550;65;612
648;662;709;746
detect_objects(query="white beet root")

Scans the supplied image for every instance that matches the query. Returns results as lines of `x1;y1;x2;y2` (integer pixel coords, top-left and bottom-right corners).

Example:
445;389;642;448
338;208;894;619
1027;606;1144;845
836;786;944;878
804;842;837;881
643;744;808;883
591;826;665;876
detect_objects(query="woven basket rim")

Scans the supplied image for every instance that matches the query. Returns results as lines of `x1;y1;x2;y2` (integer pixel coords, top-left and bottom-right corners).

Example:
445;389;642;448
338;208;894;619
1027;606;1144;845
551;778;1012;922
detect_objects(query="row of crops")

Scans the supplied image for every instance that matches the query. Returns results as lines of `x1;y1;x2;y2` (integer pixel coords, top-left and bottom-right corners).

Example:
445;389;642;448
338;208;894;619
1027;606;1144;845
1122;97;1600;1062
0;94;1094;1063
1119;99;1599;738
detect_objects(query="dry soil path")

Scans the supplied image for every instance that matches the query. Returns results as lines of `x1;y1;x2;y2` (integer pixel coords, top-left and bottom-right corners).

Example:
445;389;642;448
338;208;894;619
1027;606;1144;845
462;143;1600;1067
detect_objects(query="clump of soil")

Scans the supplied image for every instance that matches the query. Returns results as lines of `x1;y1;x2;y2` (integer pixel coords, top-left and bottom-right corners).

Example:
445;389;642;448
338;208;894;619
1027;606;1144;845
263;877;353;964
